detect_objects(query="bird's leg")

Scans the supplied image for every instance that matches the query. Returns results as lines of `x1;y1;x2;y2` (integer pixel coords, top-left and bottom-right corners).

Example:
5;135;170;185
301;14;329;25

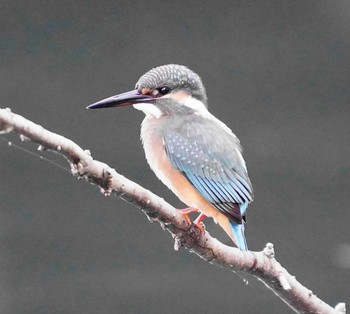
177;209;207;231
178;208;199;215
193;213;207;231
193;213;207;225
177;208;199;224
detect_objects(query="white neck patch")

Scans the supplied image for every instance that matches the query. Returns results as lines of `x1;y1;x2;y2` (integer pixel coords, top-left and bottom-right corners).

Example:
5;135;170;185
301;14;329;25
180;97;233;134
180;97;208;115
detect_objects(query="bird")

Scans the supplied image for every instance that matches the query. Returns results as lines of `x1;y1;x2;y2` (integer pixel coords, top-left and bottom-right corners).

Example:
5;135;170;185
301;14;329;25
87;64;253;250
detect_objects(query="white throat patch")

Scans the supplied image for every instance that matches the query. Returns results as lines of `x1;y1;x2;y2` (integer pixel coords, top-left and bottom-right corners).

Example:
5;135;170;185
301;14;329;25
133;103;162;119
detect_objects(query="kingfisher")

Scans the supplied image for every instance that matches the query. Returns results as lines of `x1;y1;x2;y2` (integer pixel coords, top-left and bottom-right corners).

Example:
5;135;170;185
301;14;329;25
87;64;253;250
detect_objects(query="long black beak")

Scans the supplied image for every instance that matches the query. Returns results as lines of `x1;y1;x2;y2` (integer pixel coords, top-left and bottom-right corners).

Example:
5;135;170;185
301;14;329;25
86;89;154;109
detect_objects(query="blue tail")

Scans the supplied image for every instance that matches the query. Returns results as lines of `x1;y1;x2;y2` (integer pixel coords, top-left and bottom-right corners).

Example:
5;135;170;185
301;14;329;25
229;221;248;251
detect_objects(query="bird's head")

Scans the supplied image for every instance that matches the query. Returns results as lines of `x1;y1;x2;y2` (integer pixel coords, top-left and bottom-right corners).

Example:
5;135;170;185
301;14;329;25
87;64;208;118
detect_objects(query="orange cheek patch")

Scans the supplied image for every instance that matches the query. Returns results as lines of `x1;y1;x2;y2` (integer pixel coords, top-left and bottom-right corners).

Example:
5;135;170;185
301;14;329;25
165;90;190;101
141;88;153;95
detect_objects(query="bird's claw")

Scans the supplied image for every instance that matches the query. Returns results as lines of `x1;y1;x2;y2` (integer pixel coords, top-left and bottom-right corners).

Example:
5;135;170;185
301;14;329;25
177;208;198;224
177;209;207;232
193;213;207;232
194;221;205;232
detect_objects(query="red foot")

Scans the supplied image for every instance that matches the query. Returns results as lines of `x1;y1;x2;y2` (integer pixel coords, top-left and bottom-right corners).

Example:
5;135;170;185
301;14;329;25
193;213;207;231
178;208;199;215
177;208;199;224
193;213;207;224
177;209;208;231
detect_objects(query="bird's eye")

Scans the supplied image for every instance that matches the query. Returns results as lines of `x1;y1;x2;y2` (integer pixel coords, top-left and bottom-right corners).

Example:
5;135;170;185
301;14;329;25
157;86;170;95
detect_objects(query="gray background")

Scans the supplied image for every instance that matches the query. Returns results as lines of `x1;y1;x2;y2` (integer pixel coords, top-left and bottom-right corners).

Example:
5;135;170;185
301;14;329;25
1;1;349;313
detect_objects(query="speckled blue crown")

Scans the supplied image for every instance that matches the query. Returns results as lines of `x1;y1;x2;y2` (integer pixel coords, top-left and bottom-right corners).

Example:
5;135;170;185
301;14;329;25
136;64;207;105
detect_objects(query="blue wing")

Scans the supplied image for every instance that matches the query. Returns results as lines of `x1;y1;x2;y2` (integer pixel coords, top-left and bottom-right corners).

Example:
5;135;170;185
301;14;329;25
163;114;253;224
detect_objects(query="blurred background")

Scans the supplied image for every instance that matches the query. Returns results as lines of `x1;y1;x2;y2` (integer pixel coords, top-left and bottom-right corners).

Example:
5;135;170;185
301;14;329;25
1;1;349;313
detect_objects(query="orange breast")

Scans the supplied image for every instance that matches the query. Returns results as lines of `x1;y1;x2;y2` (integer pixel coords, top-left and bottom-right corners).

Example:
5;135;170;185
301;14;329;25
141;116;221;220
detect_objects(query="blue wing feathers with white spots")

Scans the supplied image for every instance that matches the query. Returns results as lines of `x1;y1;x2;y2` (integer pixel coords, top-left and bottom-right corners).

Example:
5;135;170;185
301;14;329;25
163;115;253;224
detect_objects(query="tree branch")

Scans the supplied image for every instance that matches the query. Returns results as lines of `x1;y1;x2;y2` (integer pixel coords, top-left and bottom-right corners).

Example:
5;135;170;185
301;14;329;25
0;108;345;314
